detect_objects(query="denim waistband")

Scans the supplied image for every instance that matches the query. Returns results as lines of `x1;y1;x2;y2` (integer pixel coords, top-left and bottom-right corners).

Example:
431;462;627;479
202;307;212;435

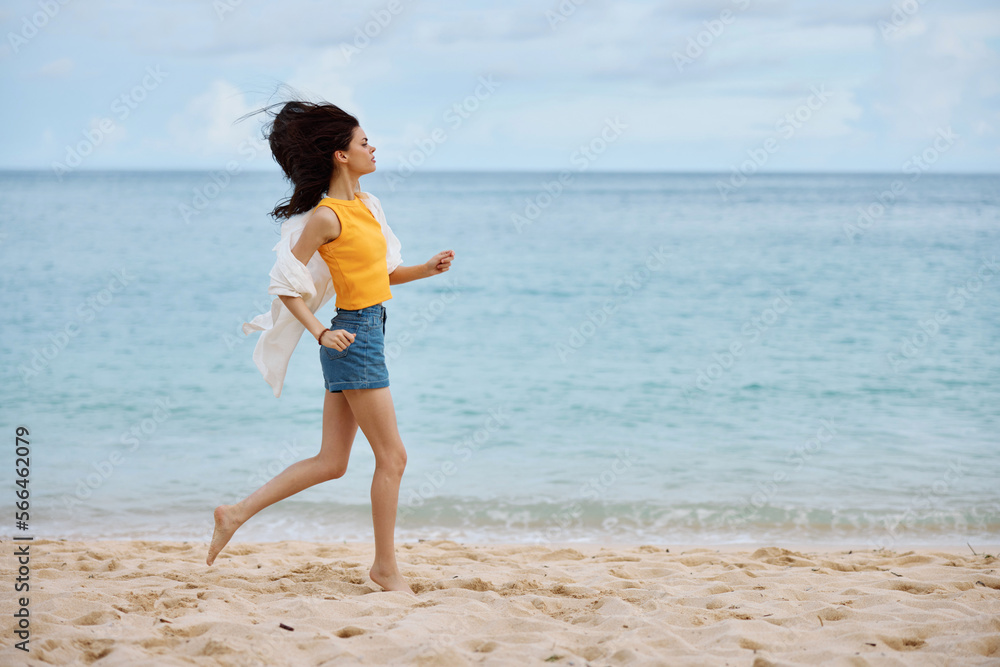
334;302;385;326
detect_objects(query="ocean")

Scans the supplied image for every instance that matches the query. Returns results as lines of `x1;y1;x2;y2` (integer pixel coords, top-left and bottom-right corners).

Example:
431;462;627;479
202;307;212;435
2;170;998;549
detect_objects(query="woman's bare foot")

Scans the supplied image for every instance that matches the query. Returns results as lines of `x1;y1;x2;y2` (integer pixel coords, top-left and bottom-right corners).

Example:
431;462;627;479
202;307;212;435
206;504;245;566
370;563;415;595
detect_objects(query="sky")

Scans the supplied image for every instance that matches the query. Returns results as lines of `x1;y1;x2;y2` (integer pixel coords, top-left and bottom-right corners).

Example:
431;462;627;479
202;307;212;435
1;0;999;173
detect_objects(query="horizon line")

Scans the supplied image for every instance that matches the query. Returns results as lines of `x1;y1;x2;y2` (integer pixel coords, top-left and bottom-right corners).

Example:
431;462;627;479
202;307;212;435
0;168;998;176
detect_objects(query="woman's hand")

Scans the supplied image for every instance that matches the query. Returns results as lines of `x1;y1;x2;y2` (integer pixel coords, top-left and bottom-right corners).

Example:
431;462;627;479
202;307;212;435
320;328;356;351
424;250;455;276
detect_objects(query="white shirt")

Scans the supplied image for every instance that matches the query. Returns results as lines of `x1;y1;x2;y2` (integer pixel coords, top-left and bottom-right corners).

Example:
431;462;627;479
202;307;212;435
242;191;403;397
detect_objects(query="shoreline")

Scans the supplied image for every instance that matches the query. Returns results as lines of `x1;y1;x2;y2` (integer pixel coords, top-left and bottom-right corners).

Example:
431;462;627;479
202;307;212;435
11;536;999;554
2;537;997;665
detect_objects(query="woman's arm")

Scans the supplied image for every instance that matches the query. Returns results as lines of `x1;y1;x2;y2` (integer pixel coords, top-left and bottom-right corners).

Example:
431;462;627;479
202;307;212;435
277;207;346;344
389;250;455;285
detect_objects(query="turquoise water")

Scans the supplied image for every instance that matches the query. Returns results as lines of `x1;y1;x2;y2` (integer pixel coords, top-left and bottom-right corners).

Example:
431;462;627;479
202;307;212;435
1;170;998;548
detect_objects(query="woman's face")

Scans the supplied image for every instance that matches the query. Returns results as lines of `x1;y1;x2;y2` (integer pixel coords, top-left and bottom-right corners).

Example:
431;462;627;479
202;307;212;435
337;126;376;175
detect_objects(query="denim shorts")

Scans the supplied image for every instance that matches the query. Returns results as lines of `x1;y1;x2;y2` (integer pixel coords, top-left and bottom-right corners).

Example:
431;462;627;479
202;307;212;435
319;303;389;393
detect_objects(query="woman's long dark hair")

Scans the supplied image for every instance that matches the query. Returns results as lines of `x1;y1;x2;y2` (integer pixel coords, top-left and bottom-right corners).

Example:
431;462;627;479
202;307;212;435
241;97;360;220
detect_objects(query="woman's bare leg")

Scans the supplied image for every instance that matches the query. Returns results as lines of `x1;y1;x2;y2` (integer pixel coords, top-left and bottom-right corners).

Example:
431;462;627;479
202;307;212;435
340;385;413;594
207;390;359;565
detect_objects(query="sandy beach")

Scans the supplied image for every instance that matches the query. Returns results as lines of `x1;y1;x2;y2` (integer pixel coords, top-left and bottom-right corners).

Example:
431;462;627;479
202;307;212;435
1;539;998;666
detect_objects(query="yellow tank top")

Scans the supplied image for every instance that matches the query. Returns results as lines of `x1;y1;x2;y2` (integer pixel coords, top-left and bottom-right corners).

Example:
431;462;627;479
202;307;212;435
315;195;393;310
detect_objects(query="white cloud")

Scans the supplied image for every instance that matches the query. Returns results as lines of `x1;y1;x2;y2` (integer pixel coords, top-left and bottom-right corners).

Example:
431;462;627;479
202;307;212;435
870;8;1000;140
167;80;258;157
3;0;999;170
37;58;75;77
285;48;364;116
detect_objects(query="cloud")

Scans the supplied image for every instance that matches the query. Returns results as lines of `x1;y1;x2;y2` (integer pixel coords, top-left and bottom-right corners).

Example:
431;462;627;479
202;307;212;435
37;58;75;77
167;79;260;157
418;7;554;44
2;0;999;170
869;8;1000;140
285;48;364;115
